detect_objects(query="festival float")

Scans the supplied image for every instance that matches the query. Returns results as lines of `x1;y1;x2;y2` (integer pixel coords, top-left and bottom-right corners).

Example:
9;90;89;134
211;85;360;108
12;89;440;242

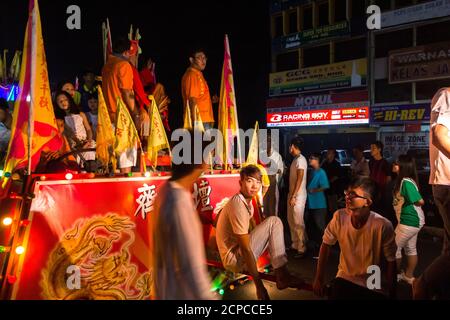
0;0;274;300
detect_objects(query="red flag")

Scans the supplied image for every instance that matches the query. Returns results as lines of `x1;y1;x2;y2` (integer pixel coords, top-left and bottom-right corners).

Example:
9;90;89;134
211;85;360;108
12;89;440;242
218;35;241;169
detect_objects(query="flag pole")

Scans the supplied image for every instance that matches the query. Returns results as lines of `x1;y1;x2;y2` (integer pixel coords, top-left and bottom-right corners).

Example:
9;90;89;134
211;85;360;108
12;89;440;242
27;7;38;176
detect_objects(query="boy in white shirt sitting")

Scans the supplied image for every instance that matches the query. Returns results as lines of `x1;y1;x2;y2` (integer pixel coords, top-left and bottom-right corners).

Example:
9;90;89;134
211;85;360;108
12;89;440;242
313;177;397;299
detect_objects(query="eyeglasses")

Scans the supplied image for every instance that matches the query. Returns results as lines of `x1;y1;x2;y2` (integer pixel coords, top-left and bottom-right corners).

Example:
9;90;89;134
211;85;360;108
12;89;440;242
344;190;369;201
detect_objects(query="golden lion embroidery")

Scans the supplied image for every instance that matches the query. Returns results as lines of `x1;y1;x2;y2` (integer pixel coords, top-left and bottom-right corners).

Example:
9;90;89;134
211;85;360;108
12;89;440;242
40;213;152;300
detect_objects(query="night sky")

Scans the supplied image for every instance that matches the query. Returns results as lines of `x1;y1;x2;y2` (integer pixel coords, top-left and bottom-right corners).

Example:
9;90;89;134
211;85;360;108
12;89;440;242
2;0;271;130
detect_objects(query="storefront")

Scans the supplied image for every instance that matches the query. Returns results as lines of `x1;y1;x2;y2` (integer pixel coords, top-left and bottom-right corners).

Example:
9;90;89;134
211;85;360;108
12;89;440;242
371;103;430;166
266;90;376;159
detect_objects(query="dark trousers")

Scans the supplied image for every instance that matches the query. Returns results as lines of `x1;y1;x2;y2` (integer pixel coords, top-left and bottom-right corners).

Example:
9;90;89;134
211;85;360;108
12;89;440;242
309;208;327;234
330;277;387;300
306;208;327;248
420;185;450;298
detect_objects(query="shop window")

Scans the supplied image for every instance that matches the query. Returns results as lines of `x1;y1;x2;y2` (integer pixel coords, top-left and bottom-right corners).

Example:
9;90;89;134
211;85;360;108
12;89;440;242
334;0;347;22
303;45;330;67
318;1;329;27
273;15;283;38
375;29;413;58
276;51;299;72
303;6;313;30
417;21;450;46
375;79;412;103
288;10;298;34
351;0;366;19
335;37;367;62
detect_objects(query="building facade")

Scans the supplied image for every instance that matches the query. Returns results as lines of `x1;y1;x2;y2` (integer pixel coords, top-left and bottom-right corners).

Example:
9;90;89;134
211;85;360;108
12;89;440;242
268;0;450;164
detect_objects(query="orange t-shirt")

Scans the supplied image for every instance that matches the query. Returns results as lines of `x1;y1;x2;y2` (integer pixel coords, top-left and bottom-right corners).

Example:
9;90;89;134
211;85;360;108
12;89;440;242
101;55;134;115
181;67;214;123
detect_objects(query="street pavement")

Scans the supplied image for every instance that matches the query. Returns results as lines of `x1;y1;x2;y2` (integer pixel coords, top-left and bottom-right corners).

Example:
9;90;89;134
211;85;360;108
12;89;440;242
220;232;443;300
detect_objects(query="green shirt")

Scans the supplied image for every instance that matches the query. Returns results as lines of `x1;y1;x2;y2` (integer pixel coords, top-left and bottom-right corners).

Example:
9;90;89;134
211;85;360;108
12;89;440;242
400;179;423;228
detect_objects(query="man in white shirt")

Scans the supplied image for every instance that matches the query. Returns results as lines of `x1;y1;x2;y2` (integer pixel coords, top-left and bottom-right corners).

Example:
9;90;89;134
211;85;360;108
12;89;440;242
262;133;285;217
216;165;304;300
351;145;370;178
288;136;308;258
414;87;450;299
313;177;397;299
152;130;216;300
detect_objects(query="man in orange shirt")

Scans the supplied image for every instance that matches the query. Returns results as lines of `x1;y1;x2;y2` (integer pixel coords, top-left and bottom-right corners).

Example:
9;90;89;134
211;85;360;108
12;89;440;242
102;37;139;173
181;49;218;129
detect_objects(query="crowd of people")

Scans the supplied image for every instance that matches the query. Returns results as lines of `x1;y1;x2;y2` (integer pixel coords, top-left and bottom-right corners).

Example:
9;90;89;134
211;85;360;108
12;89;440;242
152;83;450;300
1;37;176;174
1;35;449;301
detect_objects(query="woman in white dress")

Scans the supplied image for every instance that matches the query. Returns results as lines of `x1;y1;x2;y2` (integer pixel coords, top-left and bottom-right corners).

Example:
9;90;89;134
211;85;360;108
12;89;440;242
53;91;96;166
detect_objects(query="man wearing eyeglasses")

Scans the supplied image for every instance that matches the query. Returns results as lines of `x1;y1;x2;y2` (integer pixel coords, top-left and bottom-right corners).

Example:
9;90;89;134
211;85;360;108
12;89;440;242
181;48;218;130
313;177;397;300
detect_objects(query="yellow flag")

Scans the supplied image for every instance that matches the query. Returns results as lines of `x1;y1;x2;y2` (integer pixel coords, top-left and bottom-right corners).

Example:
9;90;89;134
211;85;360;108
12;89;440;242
243;122;269;188
2;0;61;189
96;86;115;171
114;97;140;156
183;101;192;129
194;103;205;132
147;95;170;168
13;51;22;81
9;51;21;80
246;121;259;165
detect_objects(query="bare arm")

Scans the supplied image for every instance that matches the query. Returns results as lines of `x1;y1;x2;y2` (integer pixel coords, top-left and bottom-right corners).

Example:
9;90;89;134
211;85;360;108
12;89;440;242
432;124;450;159
237;234;269;300
79;112;93;141
415;199;425;206
120;88;136;114
189;98;197;122
313;243;331;297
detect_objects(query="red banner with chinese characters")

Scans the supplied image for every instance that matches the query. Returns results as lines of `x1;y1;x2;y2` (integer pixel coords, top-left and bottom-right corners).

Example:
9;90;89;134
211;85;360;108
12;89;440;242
10;174;246;300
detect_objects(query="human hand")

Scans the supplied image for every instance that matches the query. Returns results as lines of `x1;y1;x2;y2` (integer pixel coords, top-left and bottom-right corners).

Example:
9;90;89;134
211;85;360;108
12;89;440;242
289;196;296;207
313;277;325;297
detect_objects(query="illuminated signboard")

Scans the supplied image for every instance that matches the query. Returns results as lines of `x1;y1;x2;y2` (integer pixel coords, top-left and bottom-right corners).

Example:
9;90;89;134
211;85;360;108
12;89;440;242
267;106;370;127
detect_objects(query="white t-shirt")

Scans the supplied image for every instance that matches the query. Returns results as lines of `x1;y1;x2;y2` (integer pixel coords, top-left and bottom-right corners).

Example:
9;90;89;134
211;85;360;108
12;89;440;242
152;181;215;300
215;193;254;272
429;87;450;186
289;154;307;198
268;150;284;183
323;209;397;292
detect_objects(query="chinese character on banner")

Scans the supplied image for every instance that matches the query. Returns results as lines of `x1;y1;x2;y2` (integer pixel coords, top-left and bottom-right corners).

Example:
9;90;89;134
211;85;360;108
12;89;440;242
134;184;157;220
193;179;214;213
